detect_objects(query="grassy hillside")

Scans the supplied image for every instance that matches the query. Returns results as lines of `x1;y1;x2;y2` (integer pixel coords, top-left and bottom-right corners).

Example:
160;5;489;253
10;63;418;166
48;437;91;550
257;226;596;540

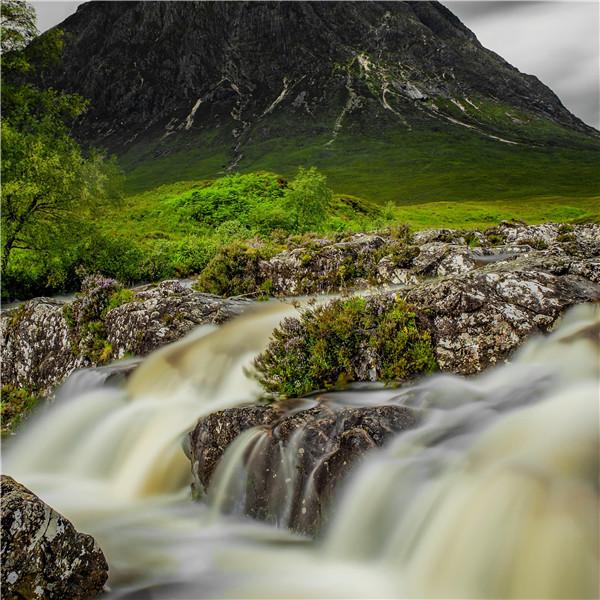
6;115;600;301
121;101;600;208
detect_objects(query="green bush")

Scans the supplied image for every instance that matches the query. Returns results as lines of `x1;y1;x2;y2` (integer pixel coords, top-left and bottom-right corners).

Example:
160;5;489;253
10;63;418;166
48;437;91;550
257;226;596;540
180;172;286;227
1;385;38;435
253;295;437;398
194;241;271;297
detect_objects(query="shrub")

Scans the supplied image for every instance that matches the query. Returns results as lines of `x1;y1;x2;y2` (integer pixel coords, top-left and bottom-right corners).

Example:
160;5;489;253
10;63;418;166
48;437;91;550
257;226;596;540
64;274;130;364
253;295;437;398
285;167;333;232
194;241;270;297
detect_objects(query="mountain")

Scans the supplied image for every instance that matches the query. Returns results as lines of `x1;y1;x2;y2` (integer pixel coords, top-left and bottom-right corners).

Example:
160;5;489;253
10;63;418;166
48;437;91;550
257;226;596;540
44;1;599;200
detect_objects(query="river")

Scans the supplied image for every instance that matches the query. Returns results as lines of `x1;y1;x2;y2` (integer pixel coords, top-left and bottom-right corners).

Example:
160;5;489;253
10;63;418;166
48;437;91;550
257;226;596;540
4;301;599;599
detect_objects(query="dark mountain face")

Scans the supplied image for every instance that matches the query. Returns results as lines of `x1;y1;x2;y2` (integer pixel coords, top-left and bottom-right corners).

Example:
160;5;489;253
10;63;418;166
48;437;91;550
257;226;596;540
45;1;597;185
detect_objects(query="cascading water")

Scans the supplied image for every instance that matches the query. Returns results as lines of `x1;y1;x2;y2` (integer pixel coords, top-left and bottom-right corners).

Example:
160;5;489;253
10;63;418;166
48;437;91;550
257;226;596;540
4;301;599;599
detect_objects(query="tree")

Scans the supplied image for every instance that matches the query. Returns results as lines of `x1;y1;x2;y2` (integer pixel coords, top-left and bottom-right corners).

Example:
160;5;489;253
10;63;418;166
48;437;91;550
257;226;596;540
1;1;122;277
285;167;333;231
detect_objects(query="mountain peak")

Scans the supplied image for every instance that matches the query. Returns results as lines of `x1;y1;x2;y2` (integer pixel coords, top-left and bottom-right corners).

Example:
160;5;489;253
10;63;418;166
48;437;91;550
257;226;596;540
43;1;597;187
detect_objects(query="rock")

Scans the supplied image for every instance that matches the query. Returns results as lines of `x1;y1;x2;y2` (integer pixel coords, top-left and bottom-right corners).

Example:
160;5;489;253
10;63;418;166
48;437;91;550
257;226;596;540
3;224;598;396
188;404;417;534
260;232;422;294
254;232;600;389
188;405;278;497
0;281;252;395
105;282;251;357
404;253;600;374
0;475;108;600
0;299;84;394
260;233;396;295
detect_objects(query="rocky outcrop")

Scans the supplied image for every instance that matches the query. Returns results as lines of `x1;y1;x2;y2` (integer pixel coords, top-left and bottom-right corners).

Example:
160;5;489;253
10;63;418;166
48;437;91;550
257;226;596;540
244;222;599;296
1;475;108;599
259;232;418;295
188;404;417;534
1;280;251;395
3;223;598;395
253;224;600;385
405;252;600;373
104;280;251;358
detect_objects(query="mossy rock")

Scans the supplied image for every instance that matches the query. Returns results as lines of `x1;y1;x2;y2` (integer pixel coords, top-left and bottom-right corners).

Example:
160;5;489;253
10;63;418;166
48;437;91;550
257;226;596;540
253;295;437;398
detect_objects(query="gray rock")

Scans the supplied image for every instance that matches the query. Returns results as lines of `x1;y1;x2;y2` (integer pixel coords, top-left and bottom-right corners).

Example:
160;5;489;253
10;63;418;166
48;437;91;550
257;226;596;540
105;282;251;358
0;299;84;393
1;282;251;395
405;254;600;374
1;475;108;600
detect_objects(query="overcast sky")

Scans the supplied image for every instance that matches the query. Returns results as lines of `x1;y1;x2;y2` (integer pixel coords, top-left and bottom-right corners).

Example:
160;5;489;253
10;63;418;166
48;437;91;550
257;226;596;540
32;0;599;129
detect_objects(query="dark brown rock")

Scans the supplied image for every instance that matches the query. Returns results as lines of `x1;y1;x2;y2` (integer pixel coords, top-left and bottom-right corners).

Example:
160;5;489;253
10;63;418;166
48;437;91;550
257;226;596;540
188;404;417;534
0;475;108;600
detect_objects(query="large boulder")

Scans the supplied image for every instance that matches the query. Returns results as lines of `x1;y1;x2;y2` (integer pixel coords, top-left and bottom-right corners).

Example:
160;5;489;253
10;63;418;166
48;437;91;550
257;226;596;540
0;475;108;600
189;404;417;534
0;300;84;393
104;280;251;357
1;281;251;395
405;252;600;373
259;233;418;294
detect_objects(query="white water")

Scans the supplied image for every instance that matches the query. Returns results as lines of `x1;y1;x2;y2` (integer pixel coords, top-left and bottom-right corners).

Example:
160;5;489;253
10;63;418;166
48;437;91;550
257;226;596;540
4;302;599;598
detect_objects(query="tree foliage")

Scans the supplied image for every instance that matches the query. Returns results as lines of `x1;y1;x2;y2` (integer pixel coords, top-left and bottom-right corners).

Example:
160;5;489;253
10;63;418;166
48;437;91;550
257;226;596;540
285;166;333;231
1;0;122;282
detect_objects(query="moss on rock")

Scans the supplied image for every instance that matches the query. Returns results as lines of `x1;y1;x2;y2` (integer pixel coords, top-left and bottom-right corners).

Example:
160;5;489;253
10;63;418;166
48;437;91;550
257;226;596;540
1;385;38;435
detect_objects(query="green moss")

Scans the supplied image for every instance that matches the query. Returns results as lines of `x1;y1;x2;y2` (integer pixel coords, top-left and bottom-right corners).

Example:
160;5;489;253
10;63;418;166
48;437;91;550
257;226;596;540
1;385;39;435
556;233;576;243
558;223;575;234
520;237;549;250
6;304;28;333
253;295;437;398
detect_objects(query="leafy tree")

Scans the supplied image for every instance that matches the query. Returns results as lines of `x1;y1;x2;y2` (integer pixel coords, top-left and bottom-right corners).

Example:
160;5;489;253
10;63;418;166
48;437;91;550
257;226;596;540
285;167;333;231
1;0;122;280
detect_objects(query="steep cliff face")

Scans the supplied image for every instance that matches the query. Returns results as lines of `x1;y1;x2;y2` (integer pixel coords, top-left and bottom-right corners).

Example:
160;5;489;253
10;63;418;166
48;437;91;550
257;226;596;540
44;1;598;187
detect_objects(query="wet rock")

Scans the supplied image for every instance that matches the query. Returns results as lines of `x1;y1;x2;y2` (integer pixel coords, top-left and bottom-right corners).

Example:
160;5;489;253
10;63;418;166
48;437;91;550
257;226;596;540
0;475;108;600
189;404;417;535
188;405;277;496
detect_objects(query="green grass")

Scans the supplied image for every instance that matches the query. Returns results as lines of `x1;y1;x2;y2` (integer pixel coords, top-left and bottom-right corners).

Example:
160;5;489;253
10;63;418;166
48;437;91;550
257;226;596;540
7;101;600;301
121;118;600;209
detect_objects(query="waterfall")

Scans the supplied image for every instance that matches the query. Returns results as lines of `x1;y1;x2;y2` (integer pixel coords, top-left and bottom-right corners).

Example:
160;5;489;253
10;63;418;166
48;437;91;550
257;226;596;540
3;302;598;599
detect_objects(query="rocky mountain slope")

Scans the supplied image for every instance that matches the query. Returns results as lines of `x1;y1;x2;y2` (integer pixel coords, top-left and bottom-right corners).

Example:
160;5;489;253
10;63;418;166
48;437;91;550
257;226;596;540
44;1;599;195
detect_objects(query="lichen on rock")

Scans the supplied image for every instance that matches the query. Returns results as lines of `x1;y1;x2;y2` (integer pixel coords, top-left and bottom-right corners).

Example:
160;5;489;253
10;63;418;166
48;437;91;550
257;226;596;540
0;475;108;600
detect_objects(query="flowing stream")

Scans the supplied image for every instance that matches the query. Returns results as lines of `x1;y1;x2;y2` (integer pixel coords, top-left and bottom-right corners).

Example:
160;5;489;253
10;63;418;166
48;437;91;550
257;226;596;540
4;301;599;599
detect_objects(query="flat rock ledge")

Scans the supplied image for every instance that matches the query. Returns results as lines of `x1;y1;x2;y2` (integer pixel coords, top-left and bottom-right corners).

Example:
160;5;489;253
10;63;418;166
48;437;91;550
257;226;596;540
1;281;251;395
188;404;417;535
0;475;108;600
